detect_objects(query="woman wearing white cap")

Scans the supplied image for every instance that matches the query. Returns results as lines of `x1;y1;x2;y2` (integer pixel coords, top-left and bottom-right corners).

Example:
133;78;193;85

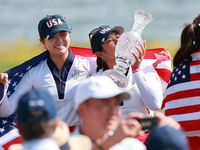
0;14;96;128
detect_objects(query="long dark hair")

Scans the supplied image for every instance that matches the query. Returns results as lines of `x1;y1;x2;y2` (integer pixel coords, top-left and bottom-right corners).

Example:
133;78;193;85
173;14;200;67
90;35;108;72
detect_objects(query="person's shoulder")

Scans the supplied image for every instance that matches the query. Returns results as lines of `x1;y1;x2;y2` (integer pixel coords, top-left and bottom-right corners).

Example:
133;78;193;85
74;55;97;72
27;59;47;72
75;55;96;63
93;69;103;76
109;137;146;150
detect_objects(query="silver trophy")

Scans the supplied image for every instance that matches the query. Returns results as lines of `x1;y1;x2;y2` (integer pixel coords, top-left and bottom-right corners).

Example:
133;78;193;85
103;10;153;88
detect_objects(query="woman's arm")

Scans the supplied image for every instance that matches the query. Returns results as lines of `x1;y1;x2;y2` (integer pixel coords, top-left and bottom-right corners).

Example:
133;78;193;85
0;73;22;117
0;72;31;117
133;66;163;111
0;90;22;117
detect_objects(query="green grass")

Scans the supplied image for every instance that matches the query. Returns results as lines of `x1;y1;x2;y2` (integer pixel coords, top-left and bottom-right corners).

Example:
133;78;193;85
0;38;180;73
0;38;44;72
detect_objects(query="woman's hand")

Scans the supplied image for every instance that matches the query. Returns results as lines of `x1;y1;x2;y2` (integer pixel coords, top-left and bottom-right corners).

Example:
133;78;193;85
131;41;146;72
155;112;181;130
0;73;10;84
152;50;172;68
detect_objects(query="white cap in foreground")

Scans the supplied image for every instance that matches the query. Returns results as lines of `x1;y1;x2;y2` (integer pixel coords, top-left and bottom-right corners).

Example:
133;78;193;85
74;75;132;110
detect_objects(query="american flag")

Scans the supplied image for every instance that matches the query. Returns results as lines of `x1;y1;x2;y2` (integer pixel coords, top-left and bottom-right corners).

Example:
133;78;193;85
161;49;200;137
0;51;49;150
0;47;171;150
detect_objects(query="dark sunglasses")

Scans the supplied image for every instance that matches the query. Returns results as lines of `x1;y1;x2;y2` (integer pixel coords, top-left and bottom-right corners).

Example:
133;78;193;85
89;25;110;43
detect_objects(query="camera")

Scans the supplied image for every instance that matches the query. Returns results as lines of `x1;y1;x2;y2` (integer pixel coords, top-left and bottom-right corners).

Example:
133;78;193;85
135;117;158;131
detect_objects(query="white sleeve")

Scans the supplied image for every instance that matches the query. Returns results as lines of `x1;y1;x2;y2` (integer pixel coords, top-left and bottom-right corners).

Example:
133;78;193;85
87;57;97;75
0;69;34;117
132;65;163;111
0;88;22;117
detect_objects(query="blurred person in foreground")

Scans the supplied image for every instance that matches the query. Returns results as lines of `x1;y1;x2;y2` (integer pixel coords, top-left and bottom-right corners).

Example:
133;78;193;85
71;75;146;150
161;14;200;150
15;89;61;150
13;88;92;150
71;75;189;150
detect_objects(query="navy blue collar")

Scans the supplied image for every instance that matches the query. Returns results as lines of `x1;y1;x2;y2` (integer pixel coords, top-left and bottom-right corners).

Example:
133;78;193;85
47;49;75;99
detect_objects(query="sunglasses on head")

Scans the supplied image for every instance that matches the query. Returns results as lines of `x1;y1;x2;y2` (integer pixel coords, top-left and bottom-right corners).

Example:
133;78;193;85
89;25;110;43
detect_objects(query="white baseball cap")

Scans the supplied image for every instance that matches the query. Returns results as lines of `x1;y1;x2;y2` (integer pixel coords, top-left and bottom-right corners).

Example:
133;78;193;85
74;75;132;110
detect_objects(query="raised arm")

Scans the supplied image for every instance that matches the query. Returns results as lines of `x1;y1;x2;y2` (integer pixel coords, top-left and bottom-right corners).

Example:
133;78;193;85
131;43;163;111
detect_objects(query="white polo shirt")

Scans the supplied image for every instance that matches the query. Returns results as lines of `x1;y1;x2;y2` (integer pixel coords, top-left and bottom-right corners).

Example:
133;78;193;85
0;50;96;126
93;62;163;118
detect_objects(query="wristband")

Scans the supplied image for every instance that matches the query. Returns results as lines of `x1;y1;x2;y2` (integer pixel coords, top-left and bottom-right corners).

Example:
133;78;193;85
131;66;140;72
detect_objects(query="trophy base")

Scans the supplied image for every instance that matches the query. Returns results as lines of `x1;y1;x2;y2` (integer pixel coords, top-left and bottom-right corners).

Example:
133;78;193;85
103;69;128;88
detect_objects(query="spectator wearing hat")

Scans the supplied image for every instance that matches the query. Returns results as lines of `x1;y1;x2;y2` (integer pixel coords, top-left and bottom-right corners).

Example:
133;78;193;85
9;88;93;150
16;88;60;150
146;125;190;150
71;75;146;150
0;14;96;128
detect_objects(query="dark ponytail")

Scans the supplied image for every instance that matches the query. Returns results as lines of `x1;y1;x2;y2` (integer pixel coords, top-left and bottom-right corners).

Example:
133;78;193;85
173;14;200;67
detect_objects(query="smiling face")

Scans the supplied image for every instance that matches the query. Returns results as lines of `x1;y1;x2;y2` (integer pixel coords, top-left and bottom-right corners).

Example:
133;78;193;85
80;96;122;134
96;31;120;68
40;31;70;59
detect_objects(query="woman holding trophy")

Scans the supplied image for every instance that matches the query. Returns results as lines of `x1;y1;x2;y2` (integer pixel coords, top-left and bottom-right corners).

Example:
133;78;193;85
89;10;163;119
88;10;167;143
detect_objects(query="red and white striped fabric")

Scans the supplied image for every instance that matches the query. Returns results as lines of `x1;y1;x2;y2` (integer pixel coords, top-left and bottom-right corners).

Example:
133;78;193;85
72;47;172;93
1;46;172;150
161;49;200;149
143;48;172;93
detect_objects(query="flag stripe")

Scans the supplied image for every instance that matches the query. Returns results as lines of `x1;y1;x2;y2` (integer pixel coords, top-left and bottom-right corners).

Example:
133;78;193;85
163;88;200;109
170;111;200;123
163;80;200;97
161;78;200;110
154;68;171;83
192;49;200;54
161;96;200;114
2;137;22;150
0;128;20;145
190;72;200;81
165;104;200;116
179;120;200;132
190;61;200;66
